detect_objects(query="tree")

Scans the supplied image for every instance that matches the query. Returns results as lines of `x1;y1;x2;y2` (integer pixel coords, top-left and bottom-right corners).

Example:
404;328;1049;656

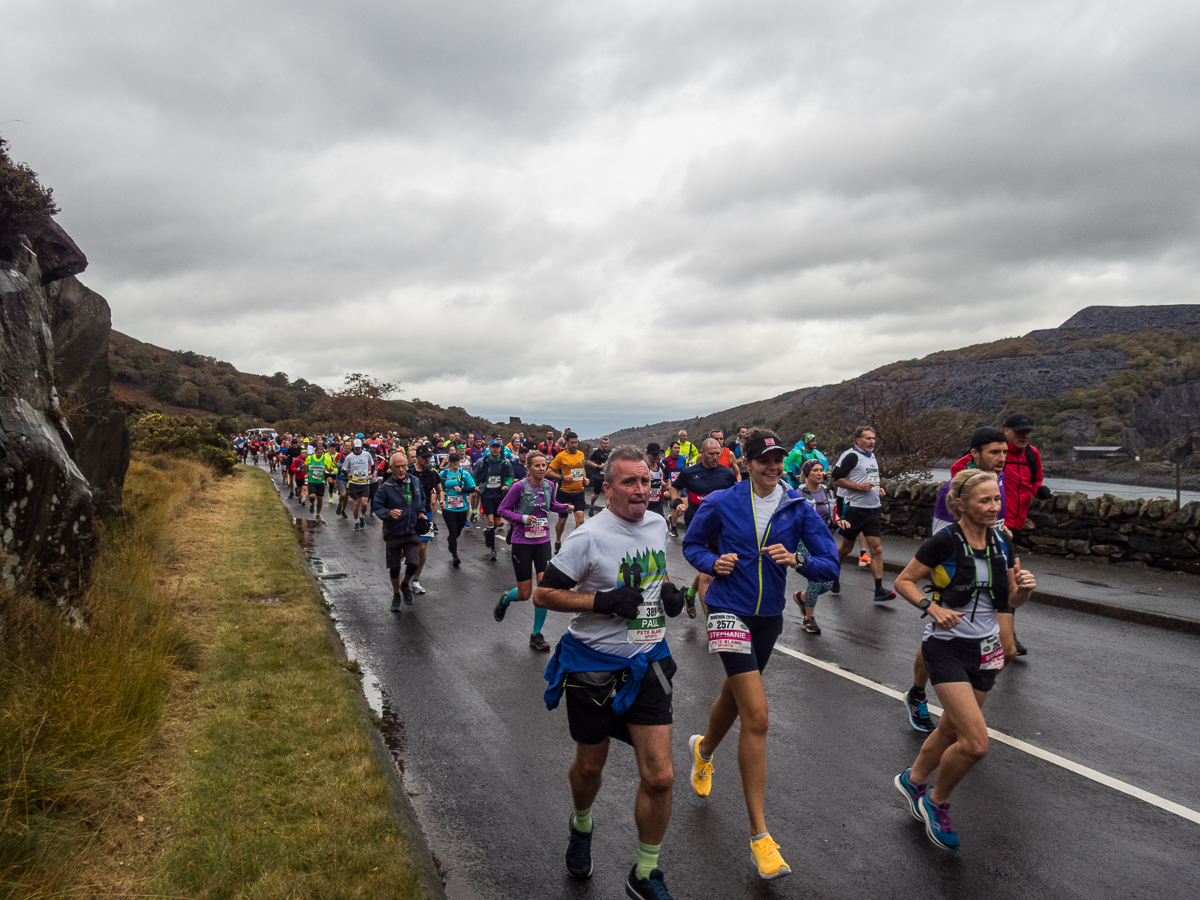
0;136;59;247
174;381;200;408
328;373;401;432
847;382;978;479
150;360;182;403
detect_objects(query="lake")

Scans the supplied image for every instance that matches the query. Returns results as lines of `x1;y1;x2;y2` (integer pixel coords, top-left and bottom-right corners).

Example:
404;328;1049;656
928;469;1200;505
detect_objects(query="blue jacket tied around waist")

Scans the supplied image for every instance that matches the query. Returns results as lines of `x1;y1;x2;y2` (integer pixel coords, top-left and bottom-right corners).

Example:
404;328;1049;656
543;632;672;714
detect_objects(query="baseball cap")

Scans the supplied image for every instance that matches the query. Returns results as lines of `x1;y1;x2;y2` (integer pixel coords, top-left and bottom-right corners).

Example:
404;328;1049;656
489;439;502;446
646;442;663;454
745;435;787;460
417;446;433;457
353;438;363;448
1003;413;1035;431
356;433;364;439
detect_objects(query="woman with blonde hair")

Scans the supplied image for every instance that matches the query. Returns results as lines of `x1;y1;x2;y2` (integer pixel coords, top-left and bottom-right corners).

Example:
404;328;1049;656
892;469;1036;852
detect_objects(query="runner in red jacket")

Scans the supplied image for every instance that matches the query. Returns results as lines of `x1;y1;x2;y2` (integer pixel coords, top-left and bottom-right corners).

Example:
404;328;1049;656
1001;412;1052;657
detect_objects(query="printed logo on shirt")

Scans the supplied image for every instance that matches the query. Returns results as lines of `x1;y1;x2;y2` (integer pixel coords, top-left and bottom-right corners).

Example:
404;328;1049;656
619;548;668;643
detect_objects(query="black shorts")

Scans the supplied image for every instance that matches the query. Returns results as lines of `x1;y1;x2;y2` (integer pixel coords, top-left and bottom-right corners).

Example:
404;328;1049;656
511;541;553;582
347;482;369;499
590;478;604;494
481;495;504;517
385;535;421;569
839;506;882;540
566;655;677;745
710;609;784;677
306;483;326;498
921;636;999;693
648;500;665;516
559;490;586;513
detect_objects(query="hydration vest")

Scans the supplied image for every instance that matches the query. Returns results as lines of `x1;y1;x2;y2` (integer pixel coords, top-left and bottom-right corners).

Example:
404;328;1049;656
927;524;1010;618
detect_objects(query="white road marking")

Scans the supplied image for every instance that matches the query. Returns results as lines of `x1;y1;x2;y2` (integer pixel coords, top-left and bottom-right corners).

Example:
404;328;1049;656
774;643;1200;826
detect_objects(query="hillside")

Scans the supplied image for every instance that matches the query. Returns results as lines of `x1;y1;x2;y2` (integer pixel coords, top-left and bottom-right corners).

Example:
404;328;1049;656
109;330;554;438
605;306;1200;466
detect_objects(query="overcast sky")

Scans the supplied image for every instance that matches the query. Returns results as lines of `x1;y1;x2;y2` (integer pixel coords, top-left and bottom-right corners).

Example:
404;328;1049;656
5;1;1199;435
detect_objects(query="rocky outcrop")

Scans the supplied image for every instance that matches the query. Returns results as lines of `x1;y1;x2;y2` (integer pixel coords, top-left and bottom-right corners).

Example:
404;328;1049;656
1;223;127;599
1027;304;1200;349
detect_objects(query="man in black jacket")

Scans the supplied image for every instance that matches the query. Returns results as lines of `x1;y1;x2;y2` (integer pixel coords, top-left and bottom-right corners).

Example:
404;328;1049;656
372;453;428;610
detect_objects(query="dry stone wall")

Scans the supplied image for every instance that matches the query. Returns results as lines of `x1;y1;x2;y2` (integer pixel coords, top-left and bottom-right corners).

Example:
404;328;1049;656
880;479;1200;576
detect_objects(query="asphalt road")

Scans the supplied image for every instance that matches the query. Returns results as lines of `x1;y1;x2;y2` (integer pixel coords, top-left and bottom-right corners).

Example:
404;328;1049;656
260;464;1200;900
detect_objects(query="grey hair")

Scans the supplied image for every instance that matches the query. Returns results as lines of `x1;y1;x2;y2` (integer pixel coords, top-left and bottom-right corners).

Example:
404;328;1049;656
603;445;648;482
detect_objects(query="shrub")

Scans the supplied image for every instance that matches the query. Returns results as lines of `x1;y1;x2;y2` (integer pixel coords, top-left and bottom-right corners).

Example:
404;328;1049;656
131;413;237;474
0;136;59;247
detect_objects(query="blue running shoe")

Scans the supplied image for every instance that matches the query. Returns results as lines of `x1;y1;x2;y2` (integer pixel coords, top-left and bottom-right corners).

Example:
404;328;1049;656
918;794;960;851
906;688;935;732
894;767;926;821
565;816;592;880
626;865;673;899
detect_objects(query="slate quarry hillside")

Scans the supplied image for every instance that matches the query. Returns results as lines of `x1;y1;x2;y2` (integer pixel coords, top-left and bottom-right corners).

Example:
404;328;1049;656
1;220;130;599
606;305;1200;457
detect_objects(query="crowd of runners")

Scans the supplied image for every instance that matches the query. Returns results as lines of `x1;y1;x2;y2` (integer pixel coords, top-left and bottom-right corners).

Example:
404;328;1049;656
234;413;1050;899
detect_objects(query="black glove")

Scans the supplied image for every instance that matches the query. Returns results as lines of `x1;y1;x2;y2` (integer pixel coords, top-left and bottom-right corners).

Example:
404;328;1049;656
660;582;687;618
593;586;644;618
1036;485;1052;500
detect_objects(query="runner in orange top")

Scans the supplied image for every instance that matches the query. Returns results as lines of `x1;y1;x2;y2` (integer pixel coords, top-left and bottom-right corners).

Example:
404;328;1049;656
548;431;588;553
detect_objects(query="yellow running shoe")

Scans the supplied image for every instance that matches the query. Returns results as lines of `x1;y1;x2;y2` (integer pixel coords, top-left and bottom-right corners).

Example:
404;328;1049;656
689;734;713;798
750;834;791;880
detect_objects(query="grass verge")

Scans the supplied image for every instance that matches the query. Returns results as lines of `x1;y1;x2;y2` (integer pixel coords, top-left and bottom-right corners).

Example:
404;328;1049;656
1;457;425;899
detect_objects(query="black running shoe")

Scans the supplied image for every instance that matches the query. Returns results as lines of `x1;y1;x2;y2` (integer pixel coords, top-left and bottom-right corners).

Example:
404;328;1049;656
403;584;415;606
906;687;935;732
565;817;593;880
494;596;509;622
626;864;673;899
873;588;896;603
554;541;561;555
452;556;461;568
802;616;821;635
390;593;402;612
1015;636;1028;656
830;577;840;594
530;632;550;652
670;526;678;537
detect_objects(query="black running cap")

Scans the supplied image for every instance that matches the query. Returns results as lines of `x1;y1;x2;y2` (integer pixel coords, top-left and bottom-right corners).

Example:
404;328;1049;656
745;435;787;460
1004;413;1035;431
646;442;663;454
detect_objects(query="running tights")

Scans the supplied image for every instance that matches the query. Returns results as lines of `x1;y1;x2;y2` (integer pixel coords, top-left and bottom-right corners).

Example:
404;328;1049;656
442;509;468;557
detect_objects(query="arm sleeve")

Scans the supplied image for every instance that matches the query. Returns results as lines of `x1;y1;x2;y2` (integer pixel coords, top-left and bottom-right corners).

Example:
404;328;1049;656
914;530;955;568
792;502;841;583
539;562;578;591
830;453;857;481
681;498;721;576
497;483;524;524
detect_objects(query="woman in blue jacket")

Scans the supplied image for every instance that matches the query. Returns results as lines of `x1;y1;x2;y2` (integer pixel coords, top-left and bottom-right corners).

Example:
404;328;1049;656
682;429;840;881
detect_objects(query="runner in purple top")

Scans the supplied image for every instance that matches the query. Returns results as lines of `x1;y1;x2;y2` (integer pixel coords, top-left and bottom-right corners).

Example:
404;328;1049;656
493;450;572;651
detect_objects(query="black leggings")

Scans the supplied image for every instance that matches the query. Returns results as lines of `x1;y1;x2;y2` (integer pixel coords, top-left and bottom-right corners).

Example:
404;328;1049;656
442;509;468;558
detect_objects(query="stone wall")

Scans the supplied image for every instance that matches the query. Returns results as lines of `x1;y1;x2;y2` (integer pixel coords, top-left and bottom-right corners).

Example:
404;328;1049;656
880;479;1200;576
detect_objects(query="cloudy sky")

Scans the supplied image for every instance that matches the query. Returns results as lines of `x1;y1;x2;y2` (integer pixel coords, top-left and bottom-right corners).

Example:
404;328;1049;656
5;1;1199;435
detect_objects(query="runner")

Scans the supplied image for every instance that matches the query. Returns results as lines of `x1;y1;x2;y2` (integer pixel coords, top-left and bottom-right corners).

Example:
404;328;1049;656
439;453;476;567
283;438;302;498
306;440;336;522
291;445;310;506
473;439;515;561
494;451;572;651
249;436;262;465
586;437;610;516
548;431;588;554
1001;412;1051;656
662;441;687;537
732;426;749;480
467;437;487;523
831;426;896;602
709;430;742;482
411;446;444;595
682;430;840;879
906;426;1009;731
372;452;429;610
341;439;375;531
266;438;279;473
669;438;737;611
538;429;561;457
783;433;829;488
676;429;699;465
535;446;689;897
790;458;850;634
892;469;1035;851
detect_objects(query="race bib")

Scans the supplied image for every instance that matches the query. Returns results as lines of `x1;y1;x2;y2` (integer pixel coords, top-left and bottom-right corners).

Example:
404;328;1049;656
669;470;680;483
571;467;585;481
447;494;465;510
650;486;662;502
525;516;549;539
487;475;501;488
626;597;666;644
707;611;752;654
979;635;1005;670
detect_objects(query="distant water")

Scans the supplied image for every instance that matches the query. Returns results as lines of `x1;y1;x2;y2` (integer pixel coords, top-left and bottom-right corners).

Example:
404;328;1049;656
928;469;1200;505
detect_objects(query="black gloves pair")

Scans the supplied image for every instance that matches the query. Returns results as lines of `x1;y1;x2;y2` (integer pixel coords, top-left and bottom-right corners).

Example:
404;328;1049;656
593;582;688;619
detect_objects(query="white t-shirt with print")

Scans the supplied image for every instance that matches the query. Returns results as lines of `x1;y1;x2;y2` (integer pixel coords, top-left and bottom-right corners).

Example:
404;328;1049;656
553;509;670;659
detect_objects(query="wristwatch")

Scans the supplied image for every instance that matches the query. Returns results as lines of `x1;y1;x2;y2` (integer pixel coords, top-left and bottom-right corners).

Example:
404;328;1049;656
917;598;932;611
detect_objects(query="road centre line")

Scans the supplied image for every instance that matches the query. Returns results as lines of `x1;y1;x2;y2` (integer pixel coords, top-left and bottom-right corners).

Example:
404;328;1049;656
773;643;1200;826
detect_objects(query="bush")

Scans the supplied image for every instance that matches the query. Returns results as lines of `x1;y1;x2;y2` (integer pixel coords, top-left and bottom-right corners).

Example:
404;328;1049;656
0;136;59;247
131;414;237;474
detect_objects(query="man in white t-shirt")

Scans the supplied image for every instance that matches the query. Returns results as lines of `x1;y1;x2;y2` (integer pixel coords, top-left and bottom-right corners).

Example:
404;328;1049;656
535;446;688;900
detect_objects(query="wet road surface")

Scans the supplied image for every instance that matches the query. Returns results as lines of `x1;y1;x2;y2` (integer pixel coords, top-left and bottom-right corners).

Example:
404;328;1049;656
262;465;1200;899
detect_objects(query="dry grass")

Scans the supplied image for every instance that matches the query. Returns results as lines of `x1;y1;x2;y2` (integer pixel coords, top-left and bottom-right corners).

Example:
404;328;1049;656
1;457;425;899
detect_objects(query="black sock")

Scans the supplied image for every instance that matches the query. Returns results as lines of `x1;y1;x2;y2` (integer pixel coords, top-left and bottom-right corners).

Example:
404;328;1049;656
874;577;883;591
910;685;925;699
